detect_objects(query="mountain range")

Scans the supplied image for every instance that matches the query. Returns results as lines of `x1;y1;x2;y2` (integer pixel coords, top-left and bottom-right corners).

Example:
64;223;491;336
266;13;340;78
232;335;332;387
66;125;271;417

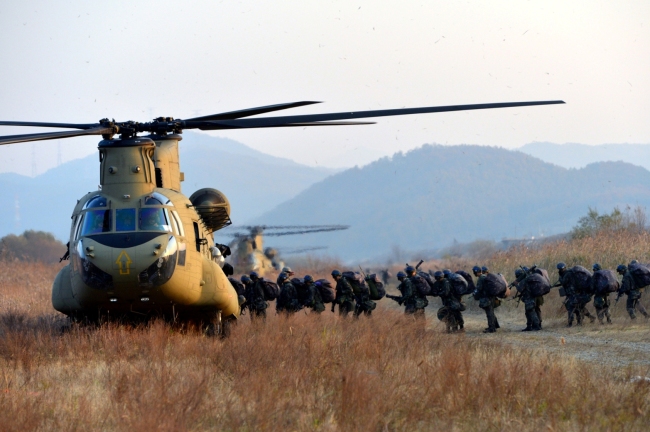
519;142;650;171
250;145;650;261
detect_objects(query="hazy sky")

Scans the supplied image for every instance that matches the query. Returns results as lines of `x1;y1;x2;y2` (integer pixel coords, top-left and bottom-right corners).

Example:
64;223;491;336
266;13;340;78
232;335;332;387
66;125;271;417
1;0;648;175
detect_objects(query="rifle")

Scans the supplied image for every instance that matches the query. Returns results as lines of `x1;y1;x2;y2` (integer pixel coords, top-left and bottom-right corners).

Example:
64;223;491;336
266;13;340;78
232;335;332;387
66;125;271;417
386;294;403;305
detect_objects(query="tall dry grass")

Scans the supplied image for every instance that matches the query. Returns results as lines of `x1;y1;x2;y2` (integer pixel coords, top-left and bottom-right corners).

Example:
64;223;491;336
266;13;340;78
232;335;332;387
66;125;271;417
2;239;650;430
2;309;649;431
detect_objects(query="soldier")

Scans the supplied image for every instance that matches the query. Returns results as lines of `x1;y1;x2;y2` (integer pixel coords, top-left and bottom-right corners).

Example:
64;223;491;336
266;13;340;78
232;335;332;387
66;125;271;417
353;279;376;318
616;264;649;320
276;272;301;315
380;269;392;285
521;266;544;328
277;266;295;285
387;269;428;319
473;266;499;333
514;268;542;332
556;262;584;327
331;270;355;317
443;268;465;331
244;273;268;321
592;263;612;324
303;275;325;314
430;271;463;333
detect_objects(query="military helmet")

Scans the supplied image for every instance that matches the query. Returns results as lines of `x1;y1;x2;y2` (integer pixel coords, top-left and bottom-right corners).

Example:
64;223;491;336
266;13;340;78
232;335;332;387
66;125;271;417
396;271;406;279
629;260;638;266
405;265;416;275
433;270;444;280
472;265;481;275
592;263;602;272
278;272;289;281
331;269;341;277
556;262;567;271
442;269;451;277
616;264;627;274
241;275;251;283
282;266;294;274
515;268;525;279
304;275;314;283
522;266;530;273
481;266;489;273
250;271;259;279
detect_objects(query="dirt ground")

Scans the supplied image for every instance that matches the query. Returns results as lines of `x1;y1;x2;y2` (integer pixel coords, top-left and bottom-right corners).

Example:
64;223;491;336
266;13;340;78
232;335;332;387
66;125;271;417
419;305;650;374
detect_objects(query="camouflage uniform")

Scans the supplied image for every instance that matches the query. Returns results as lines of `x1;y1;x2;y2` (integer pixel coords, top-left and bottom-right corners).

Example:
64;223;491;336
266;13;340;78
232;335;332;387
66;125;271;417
515;275;541;331
395;277;428;318
433;278;464;332
245;278;268;320
474;274;500;332
620;271;649;319
304;280;325;314
353;283;376;318
559;270;582;326
277;279;301;314
593;293;612;324
333;276;355;317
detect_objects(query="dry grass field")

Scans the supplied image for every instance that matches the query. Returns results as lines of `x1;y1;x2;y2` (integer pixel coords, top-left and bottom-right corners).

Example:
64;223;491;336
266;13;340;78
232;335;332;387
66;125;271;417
2;230;650;431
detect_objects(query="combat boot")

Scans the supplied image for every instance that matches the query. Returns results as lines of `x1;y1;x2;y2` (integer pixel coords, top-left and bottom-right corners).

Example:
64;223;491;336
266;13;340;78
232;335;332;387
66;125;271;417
483;328;496;333
521;326;532;332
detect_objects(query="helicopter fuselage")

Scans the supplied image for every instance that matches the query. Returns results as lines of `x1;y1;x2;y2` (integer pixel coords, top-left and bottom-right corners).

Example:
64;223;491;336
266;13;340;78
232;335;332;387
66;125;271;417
52;135;239;323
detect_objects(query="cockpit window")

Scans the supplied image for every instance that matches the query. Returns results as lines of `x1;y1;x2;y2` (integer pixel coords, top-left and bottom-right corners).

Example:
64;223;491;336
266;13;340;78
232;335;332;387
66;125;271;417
80;210;112;235
83;195;108;209
139;208;172;232
144;192;174;206
116;208;136;232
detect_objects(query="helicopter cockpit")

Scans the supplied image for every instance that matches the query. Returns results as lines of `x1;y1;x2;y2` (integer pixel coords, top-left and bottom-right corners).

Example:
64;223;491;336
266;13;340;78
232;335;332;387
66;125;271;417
76;192;179;238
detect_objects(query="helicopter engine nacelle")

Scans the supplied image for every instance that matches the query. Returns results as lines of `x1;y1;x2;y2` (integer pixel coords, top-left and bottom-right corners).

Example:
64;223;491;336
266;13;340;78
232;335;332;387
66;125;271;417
189;188;231;234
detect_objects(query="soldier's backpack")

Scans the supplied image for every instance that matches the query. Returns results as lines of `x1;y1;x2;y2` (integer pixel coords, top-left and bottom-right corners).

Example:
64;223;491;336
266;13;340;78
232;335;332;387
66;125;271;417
628;263;650;288
418;271;436;292
262;280;281;301
455;270;476;293
448;273;470;297
531;267;551;284
591;270;620;295
227;277;246;297
291;277;310;304
342;271;368;295
429;279;448;297
315;279;335;303
410;273;431;296
365;273;386;300
525;273;551;297
570;265;593;294
483;273;507;298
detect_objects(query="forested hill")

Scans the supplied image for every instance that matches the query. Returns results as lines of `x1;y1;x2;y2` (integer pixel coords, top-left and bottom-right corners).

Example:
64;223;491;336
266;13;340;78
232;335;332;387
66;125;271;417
252;145;650;261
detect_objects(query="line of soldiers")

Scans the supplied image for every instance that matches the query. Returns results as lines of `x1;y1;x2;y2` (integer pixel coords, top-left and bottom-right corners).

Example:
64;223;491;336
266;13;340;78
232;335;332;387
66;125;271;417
510;261;649;331
235;261;648;332
239;267;326;319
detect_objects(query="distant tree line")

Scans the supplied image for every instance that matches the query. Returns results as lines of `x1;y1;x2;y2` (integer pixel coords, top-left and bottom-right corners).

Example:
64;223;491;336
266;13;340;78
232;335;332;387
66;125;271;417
0;230;66;263
571;205;647;239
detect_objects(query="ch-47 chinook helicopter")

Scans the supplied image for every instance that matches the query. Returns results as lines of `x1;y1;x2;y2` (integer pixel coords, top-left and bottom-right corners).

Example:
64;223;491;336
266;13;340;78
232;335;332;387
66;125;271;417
222;224;349;275
0;99;564;333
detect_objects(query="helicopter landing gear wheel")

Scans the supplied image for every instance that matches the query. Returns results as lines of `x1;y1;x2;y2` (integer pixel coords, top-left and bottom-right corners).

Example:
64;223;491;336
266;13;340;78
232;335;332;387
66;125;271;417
207;310;231;338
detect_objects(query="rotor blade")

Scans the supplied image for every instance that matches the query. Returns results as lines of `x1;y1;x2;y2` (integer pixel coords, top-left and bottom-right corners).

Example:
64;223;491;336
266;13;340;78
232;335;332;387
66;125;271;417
188;100;565;130
237;225;350;230
0;126;114;146
266;227;350;236
184;101;322;121
191;120;374;130
0;121;100;130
